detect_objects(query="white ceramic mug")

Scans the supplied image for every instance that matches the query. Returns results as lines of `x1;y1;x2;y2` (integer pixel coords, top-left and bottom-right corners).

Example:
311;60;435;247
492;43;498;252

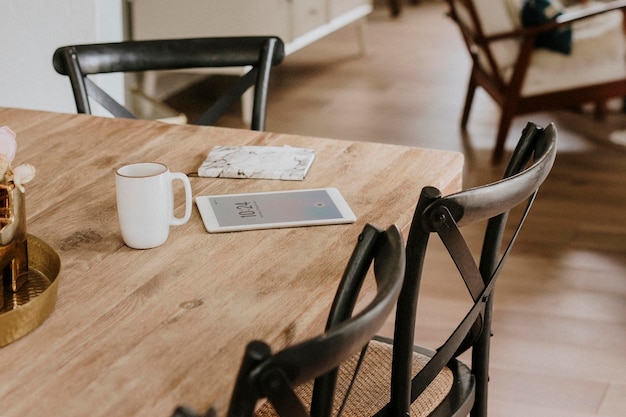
115;162;192;249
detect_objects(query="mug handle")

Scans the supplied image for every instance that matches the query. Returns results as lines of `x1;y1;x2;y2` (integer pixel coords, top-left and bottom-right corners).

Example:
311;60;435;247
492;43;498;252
169;172;192;226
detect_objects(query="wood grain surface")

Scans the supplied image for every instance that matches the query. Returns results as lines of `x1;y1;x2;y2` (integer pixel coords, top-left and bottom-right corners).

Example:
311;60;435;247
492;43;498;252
0;107;462;417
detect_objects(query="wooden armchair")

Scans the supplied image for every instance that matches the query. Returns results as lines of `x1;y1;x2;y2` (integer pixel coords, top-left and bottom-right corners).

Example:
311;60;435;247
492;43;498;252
446;0;626;163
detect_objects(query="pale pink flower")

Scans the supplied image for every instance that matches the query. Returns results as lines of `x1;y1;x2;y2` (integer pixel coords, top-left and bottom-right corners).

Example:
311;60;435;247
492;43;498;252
0;156;9;181
0;126;17;162
0;126;36;190
12;164;36;192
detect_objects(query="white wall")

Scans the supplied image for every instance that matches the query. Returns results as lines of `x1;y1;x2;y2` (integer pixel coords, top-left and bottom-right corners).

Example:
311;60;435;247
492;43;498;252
0;0;124;113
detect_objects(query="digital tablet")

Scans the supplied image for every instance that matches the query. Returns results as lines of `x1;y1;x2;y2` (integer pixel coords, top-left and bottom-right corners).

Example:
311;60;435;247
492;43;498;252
196;188;357;233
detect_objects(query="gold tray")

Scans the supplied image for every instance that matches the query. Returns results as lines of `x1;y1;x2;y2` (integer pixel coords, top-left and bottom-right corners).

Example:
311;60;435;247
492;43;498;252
0;235;61;347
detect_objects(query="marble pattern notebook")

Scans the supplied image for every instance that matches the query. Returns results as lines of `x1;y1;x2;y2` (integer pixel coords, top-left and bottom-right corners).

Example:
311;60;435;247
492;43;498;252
198;145;315;181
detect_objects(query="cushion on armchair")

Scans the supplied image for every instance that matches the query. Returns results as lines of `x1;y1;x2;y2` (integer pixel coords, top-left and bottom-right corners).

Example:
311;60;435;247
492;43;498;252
461;0;626;96
521;0;572;54
521;7;626;95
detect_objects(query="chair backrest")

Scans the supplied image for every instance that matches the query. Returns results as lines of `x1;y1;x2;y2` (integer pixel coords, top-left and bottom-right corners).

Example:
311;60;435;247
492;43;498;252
223;224;406;417
447;0;523;86
52;36;285;131
387;122;557;417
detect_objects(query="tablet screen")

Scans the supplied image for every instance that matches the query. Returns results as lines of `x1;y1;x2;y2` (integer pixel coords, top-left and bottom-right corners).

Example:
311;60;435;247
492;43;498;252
211;189;342;226
196;188;356;232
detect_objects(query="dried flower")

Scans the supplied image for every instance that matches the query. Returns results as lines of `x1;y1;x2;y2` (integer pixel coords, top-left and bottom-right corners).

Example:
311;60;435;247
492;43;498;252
13;164;36;192
0;126;35;190
0;126;17;162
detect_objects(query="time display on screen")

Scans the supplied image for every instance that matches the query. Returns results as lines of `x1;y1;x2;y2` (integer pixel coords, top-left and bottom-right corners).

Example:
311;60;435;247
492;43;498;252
235;201;258;218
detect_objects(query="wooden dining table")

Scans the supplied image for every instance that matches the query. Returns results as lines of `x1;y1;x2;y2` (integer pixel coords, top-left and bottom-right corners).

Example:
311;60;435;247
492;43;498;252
0;107;463;417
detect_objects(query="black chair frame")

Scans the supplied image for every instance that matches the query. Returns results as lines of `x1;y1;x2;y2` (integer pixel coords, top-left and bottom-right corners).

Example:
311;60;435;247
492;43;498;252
53;36;285;131
386;122;557;417
174;223;405;417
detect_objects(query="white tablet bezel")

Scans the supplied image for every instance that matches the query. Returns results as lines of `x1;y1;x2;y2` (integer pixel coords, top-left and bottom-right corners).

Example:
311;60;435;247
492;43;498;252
195;187;357;233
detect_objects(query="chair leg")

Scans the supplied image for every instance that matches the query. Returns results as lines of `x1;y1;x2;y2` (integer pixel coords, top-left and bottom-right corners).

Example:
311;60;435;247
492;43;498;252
389;0;401;17
493;108;514;164
594;100;607;120
470;296;494;417
461;77;477;129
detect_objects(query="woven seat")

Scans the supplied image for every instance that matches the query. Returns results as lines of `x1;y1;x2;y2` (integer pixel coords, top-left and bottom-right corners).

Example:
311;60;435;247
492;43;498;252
255;339;453;417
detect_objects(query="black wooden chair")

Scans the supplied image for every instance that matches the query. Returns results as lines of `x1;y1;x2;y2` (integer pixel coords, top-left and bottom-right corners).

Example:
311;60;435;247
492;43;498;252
351;122;556;417
173;223;405;417
52;36;285;131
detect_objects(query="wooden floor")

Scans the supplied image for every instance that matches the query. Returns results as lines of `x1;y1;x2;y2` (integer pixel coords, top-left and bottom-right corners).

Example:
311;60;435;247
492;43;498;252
164;2;626;416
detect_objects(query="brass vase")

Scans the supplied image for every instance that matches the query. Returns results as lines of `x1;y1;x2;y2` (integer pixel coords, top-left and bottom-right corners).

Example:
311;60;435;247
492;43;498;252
0;182;28;307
